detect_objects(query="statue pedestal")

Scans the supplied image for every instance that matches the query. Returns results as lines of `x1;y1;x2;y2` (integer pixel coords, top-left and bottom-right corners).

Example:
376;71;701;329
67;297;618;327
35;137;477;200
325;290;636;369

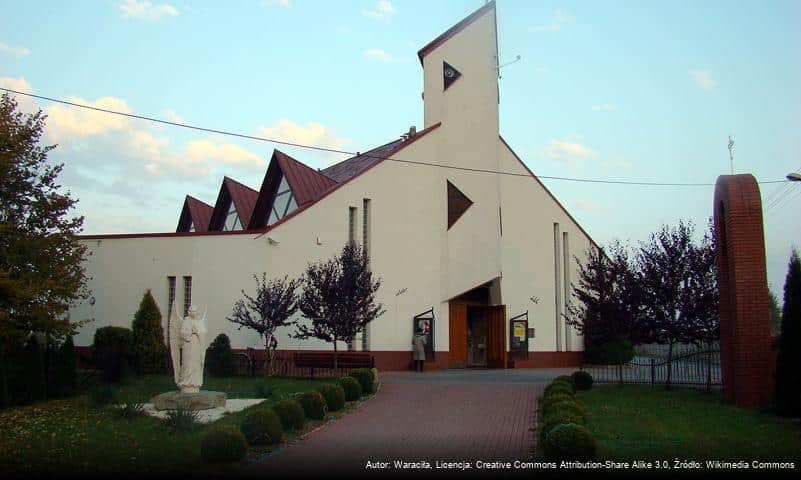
150;391;227;411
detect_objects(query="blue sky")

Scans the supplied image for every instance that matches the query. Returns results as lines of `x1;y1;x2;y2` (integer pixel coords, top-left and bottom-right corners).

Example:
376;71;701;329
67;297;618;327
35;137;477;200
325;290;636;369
1;0;799;293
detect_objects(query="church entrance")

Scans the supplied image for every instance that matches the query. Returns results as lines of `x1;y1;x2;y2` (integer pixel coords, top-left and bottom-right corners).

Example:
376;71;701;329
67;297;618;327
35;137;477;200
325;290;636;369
448;282;507;369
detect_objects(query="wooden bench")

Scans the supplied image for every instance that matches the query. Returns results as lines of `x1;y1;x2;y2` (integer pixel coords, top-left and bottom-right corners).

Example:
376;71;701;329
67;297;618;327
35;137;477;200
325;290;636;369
293;351;375;377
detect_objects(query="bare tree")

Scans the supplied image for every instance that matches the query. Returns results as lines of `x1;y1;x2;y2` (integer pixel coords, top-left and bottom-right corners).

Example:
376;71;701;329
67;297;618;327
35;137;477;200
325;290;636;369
295;243;385;374
227;274;300;375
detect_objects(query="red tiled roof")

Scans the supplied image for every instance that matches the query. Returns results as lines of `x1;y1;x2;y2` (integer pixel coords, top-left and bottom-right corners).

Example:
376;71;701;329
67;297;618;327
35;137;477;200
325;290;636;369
207;177;259;230
321;139;404;183
417;1;495;65
176;195;213;232
274;150;338;205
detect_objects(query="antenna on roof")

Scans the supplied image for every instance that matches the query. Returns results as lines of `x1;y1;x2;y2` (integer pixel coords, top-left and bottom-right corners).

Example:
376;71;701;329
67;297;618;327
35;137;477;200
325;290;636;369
727;135;735;174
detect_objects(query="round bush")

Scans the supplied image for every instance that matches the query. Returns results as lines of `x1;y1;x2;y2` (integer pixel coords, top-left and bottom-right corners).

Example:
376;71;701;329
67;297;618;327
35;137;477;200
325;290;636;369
349;368;375;395
319;384;346;412
540;393;577;417
552;375;576;392
338;376;362;402
545;400;586;424
201;426;247;463
571;371;593;391
272;399;306;431
544;382;574;398
241;408;283;445
542;423;596;461
539;412;585;442
296;391;326;420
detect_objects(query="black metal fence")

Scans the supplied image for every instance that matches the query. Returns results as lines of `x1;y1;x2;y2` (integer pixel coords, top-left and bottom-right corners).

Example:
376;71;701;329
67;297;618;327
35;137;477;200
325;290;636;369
232;351;367;378
580;344;721;389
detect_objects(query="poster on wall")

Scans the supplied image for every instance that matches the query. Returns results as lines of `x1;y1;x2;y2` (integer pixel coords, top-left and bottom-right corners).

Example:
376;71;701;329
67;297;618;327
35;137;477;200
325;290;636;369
412;308;435;361
509;311;529;359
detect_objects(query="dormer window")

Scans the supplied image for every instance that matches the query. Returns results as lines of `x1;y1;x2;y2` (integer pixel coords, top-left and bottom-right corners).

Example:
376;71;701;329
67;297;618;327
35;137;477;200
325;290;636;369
267;175;298;225
223;201;242;231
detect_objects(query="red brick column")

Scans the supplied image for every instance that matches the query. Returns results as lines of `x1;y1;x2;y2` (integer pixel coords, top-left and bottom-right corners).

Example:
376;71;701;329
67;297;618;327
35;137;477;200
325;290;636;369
713;174;772;407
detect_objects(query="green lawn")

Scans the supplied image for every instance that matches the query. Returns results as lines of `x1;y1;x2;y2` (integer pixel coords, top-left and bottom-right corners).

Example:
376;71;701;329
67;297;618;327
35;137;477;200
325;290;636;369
577;385;801;462
0;374;345;477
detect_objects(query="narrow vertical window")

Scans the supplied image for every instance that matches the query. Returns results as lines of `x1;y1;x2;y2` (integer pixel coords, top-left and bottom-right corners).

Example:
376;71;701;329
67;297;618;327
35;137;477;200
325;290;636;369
167;276;176;345
553;223;562;352
362;199;371;350
562;232;571;351
348;207;357;246
183;276;192;316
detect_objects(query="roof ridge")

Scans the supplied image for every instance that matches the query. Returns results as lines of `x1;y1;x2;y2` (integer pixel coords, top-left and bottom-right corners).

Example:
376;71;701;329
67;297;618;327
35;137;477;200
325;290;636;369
417;0;496;64
322;138;403;173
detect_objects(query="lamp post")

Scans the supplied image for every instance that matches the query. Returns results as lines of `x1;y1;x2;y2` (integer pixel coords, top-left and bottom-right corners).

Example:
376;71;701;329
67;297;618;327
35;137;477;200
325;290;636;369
787;172;801;182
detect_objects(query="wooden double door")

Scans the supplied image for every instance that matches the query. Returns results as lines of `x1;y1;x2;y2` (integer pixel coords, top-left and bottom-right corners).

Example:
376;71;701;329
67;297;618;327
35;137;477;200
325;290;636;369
448;302;507;369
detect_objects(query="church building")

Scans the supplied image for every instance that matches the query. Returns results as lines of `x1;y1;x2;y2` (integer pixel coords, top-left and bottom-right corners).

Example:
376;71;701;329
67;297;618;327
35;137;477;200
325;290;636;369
70;1;595;370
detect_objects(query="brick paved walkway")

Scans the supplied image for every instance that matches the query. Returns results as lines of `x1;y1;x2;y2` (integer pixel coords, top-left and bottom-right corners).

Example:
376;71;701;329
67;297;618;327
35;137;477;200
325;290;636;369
247;371;560;476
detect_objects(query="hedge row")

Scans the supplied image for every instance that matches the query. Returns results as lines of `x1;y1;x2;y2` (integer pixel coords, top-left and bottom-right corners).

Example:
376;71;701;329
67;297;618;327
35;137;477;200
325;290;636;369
201;369;378;463
538;371;596;461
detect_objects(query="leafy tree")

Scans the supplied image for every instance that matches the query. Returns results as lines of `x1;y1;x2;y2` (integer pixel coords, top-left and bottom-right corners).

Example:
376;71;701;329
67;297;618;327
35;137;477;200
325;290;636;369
0;93;89;400
205;333;235;377
131;290;168;374
566;241;644;357
295;244;385;374
635;220;718;387
774;249;801;416
228;274;300;375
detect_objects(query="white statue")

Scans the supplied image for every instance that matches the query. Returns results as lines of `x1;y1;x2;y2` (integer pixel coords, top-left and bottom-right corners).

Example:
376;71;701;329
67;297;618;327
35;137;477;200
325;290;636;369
169;304;207;394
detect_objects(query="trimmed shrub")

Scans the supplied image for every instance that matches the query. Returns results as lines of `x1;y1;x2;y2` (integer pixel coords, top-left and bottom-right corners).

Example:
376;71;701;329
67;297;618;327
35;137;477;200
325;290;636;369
93;326;134;383
272;399;306;431
552;375;576;392
131;290;168;374
17;336;45;405
338;376;362;401
545;400;586;424
206;333;235;377
571;371;593;391
89;385;119;407
49;335;77;398
241;408;283;445
201;426;247;464
349;368;375;395
296;391;326;420
544;382;574;399
540;393;577;417
539;411;585;442
319;383;346;412
543;423;596;461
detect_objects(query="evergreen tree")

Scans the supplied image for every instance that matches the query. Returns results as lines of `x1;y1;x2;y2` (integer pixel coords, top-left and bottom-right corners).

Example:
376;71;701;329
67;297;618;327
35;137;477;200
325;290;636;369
18;336;45;404
774;249;801;416
131;290;168;374
49;335;77;398
205;333;235;377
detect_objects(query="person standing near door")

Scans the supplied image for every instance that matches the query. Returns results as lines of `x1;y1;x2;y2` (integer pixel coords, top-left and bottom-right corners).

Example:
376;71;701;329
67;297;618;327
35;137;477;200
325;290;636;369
412;326;427;372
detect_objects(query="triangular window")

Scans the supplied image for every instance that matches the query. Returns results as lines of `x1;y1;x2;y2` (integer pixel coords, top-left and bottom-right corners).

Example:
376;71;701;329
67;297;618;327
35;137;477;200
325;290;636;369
266;174;298;225
443;61;462;90
223;201;241;231
188;221;195;232
447;180;473;229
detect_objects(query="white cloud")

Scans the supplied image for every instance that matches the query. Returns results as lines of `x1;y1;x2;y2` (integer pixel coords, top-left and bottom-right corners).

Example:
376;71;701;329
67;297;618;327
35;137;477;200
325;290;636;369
592;103;617;111
529;9;573;33
258;119;344;152
45;96;133;141
119;0;179;21
689;69;716;90
162;108;185;123
574;199;606;212
363;0;395;21
0;76;36;112
0;42;31;57
185;139;266;169
546;139;596;159
262;0;291;7
363;48;392;62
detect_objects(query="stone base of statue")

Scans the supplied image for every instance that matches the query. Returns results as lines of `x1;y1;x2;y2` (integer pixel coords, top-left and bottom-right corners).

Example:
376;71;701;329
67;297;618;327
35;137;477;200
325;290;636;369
150;391;227;411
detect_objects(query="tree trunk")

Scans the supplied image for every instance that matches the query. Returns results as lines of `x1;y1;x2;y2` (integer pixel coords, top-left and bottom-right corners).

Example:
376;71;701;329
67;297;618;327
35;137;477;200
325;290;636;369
333;337;339;376
265;334;276;377
666;341;674;390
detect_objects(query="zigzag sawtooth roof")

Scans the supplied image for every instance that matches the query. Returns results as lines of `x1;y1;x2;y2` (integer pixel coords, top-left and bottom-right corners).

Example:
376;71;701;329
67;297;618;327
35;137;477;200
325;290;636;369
320;139;405;183
222;176;259;227
181;195;213;232
274;150;338;205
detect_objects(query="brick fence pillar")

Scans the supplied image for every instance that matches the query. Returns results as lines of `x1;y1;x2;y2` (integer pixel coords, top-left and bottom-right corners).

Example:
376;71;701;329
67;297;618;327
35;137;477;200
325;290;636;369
713;174;772;407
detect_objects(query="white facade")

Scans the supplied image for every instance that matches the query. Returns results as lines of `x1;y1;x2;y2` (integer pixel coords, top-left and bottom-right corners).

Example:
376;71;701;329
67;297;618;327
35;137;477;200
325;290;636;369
69;2;594;368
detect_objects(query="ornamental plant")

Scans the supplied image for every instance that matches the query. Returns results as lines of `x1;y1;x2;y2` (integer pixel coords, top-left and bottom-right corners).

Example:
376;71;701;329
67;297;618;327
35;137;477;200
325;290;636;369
131;290;168;374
